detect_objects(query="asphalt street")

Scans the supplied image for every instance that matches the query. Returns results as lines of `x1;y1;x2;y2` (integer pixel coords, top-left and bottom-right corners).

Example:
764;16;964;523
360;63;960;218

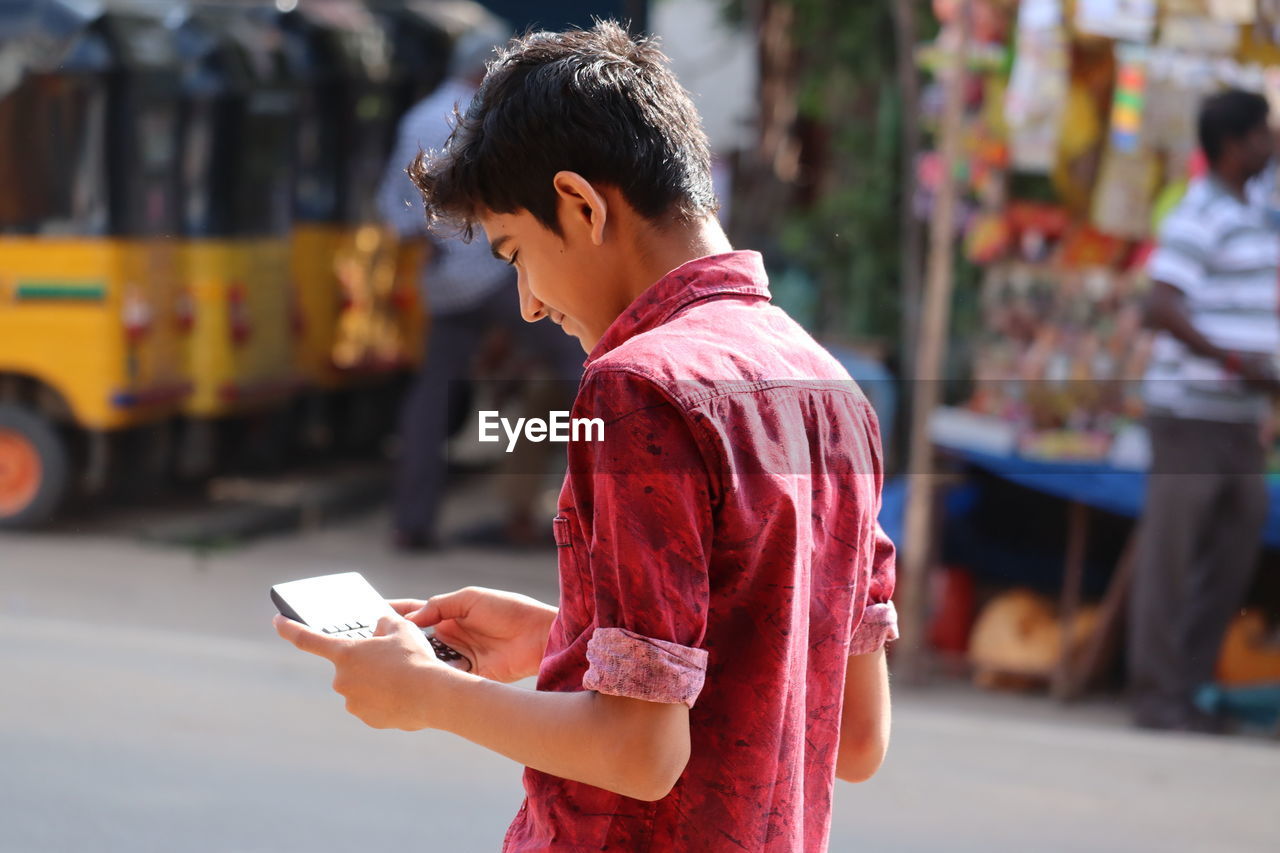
3;501;1278;853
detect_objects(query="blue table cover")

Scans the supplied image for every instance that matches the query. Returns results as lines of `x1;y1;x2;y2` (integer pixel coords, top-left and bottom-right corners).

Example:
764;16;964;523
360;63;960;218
931;444;1280;549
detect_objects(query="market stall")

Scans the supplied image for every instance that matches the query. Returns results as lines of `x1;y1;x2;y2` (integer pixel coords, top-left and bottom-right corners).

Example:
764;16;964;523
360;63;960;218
903;0;1280;700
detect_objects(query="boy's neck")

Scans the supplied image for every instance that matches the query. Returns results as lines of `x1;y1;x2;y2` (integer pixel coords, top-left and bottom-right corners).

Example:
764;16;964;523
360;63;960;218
619;216;735;306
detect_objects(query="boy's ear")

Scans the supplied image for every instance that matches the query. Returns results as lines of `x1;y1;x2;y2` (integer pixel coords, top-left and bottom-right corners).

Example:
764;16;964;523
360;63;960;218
552;171;608;246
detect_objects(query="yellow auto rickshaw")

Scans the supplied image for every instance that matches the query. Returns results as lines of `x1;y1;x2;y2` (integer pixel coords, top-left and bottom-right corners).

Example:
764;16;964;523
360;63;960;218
148;2;300;475
257;0;412;450
0;1;189;527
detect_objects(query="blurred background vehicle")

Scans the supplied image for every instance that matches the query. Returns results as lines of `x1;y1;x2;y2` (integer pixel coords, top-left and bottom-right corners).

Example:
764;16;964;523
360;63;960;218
161;1;300;478
0;0;516;527
0;1;190;527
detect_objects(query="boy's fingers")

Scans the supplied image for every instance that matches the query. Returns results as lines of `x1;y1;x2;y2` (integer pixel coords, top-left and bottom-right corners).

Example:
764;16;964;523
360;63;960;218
387;599;428;620
273;614;350;660
411;603;438;626
415;589;474;627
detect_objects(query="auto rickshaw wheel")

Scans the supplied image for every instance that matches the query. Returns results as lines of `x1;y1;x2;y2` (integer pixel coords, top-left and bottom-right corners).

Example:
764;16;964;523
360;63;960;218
0;403;71;529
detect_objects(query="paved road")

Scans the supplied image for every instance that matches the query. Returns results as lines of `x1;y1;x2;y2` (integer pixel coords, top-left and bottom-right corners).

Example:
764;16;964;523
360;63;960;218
3;506;1278;852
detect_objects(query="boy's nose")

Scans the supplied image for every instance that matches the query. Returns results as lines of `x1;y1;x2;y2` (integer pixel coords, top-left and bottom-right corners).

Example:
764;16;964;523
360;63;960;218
516;276;546;323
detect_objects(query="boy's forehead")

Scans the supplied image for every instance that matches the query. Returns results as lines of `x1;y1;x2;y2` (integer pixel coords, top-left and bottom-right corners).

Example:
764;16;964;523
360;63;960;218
477;208;538;242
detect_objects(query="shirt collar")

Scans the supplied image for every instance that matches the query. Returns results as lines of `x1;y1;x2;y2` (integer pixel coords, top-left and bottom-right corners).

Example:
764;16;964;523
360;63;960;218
586;250;771;364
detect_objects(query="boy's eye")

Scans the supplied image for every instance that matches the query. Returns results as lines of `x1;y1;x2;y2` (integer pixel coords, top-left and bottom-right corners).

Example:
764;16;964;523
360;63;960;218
507;251;520;267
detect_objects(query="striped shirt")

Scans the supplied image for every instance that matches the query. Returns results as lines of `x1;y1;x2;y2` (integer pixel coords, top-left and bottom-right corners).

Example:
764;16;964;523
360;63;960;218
377;78;511;315
1145;175;1280;423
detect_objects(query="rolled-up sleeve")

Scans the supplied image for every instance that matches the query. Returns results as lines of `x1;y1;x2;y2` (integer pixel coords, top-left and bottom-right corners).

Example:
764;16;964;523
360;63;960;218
584;628;709;708
850;521;899;656
850;603;899;656
566;371;715;708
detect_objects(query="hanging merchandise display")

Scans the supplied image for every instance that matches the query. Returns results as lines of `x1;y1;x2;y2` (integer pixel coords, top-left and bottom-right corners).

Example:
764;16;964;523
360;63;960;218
1092;44;1160;238
916;0;1280;466
919;0;1012;74
1005;0;1069;171
1159;0;1207;13
1075;0;1157;43
1259;0;1280;41
1144;50;1219;170
1208;0;1259;24
1091;148;1160;237
1161;15;1240;52
1108;43;1147;152
1049;41;1114;217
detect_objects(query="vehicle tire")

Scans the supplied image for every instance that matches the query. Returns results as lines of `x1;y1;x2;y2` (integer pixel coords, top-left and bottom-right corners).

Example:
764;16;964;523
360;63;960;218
0;403;71;529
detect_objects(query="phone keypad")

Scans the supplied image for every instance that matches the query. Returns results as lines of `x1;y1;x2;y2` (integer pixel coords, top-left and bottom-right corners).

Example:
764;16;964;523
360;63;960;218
315;621;470;670
428;635;471;671
320;621;374;639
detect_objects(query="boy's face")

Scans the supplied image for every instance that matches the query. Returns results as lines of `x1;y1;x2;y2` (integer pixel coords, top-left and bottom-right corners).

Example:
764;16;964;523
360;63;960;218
478;179;626;353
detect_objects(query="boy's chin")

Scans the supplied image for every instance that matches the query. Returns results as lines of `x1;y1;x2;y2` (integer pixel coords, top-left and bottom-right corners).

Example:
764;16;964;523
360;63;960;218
562;324;592;353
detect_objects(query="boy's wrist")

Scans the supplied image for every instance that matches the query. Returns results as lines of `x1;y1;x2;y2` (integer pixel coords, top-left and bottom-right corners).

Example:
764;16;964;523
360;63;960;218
420;660;484;732
530;607;559;673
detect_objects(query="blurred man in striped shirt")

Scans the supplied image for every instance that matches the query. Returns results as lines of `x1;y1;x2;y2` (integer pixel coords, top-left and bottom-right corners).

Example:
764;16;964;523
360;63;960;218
1131;89;1280;732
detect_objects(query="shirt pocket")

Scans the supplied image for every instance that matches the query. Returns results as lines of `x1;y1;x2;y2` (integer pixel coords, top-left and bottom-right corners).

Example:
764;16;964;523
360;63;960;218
552;511;592;625
553;515;574;550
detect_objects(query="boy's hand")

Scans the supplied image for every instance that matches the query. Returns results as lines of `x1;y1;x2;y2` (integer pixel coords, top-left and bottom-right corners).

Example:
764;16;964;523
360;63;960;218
272;612;454;731
391;587;558;683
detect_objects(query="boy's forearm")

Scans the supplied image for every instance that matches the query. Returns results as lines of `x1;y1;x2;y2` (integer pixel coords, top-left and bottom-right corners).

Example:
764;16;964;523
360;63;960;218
432;672;690;801
837;648;891;784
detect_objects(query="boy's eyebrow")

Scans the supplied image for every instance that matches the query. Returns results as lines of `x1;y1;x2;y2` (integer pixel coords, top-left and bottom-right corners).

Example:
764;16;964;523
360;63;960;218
490;235;513;261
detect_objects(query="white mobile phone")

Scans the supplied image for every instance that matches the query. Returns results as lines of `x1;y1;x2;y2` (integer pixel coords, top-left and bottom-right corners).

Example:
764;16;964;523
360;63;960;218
271;571;470;670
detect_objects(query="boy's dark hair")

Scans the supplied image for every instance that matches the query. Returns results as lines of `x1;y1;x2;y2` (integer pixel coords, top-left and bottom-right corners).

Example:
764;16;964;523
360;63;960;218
409;20;717;235
1199;89;1270;165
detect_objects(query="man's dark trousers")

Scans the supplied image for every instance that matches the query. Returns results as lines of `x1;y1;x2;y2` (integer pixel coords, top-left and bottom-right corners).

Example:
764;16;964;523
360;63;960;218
1128;416;1268;726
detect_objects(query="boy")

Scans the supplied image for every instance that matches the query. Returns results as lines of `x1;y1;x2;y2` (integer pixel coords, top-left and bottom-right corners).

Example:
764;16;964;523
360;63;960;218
274;22;897;851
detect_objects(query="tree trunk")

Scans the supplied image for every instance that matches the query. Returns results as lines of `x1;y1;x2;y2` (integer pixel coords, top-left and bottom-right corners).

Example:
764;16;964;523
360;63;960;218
729;0;802;252
892;0;924;381
898;0;970;683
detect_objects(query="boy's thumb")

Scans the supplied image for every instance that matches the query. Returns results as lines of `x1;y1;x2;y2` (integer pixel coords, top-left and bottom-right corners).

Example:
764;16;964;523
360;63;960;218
374;615;404;637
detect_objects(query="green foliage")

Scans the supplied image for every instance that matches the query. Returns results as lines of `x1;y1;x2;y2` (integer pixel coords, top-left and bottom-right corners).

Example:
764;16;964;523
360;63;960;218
723;0;911;343
791;3;904;341
779;78;903;341
791;2;898;108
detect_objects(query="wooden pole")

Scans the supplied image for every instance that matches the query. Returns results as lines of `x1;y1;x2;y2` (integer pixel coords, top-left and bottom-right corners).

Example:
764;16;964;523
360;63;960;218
897;0;970;682
1051;502;1090;699
892;0;924;385
1059;527;1138;701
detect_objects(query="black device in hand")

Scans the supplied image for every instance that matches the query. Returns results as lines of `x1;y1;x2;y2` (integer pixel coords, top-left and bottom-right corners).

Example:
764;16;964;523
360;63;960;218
271;571;471;671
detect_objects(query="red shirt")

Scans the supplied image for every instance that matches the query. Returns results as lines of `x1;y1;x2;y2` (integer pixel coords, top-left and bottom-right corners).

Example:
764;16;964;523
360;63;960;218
503;251;898;852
